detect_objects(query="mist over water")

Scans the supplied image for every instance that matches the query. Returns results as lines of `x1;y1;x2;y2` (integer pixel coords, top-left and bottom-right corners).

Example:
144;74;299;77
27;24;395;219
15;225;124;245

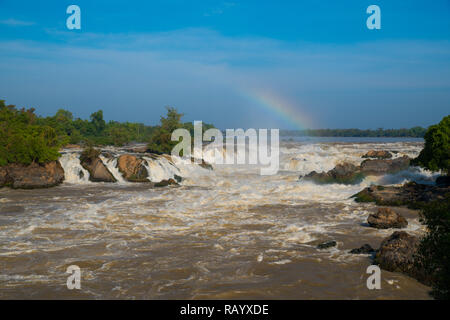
0;138;435;299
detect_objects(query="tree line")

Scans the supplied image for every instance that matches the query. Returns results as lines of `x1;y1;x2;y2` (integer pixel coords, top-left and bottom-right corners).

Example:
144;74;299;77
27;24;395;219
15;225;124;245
280;127;427;138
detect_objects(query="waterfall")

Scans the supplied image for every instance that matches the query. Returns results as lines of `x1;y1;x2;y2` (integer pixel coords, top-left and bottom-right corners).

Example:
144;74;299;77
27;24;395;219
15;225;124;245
99;155;127;184
142;156;181;182
59;153;90;183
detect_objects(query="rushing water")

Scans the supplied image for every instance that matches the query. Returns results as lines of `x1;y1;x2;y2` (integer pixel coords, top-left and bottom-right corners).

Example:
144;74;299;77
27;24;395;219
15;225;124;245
0;139;436;299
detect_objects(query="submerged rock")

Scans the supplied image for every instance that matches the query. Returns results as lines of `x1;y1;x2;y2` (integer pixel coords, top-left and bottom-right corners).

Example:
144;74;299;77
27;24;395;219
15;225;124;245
367;207;408;229
80;156;116;183
360;156;410;176
362;150;392;159
352;181;449;207
374;231;428;283
349;244;375;254
317;240;337;249
302;163;364;184
154;178;178;187
0;161;65;189
117;154;149;182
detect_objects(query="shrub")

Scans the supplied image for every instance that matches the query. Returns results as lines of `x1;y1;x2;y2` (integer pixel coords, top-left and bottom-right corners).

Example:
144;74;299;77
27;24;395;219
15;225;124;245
416;195;450;299
79;146;101;164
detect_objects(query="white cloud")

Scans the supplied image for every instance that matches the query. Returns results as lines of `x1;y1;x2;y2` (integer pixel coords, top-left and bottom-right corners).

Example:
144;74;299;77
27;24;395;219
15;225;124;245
0;18;34;27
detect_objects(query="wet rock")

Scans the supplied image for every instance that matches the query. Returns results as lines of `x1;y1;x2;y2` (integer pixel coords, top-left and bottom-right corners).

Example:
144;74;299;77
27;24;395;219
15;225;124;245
367;207;408;229
374;231;426;282
362;150;392;159
352;181;449;207
302;163;364;184
350;244;375;254
317;240;337;249
117;154;149;182
0;161;65;189
154;178;178;187
360;156;410;176
174;174;183;183
80;157;116;183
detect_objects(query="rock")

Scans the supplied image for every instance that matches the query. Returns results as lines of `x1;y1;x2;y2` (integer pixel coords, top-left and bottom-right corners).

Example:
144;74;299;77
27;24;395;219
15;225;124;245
362;150;392;159
154;178;178;187
123;145;148;153
367;207;408;229
352;181;449;207
317;240;337;249
63;144;82;149
0;161;65;189
436;175;450;187
374;231;425;282
80;157;116;183
350;244;375;254
302;163;364;184
360;156;410;176
0;166;8;187
117;154;149;182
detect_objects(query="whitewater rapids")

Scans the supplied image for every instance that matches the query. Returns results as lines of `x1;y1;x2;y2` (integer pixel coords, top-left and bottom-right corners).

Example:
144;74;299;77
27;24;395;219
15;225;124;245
0;138;436;299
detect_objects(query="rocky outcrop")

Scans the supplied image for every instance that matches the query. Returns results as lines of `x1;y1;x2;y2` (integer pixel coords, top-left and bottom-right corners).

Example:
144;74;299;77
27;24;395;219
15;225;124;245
367;207;408;229
302;163;364;184
80;157;116;183
374;231;427;283
362;150;392;159
0;161;65;189
359;156;410;176
301;156;411;184
349;244;375;254
117;154;149;182
352;181;449;207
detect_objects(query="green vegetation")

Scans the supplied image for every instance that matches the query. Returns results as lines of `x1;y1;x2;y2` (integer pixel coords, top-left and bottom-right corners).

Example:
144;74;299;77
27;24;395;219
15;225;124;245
412;115;450;175
36;108;157;147
281;127;427;138
79;146;101;164
416;196;450;299
0;100;62;166
147;106;214;155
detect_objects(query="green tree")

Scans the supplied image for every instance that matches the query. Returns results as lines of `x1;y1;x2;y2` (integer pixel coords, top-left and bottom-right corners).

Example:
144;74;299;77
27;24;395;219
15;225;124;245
412;115;450;175
90;110;106;135
147;106;184;154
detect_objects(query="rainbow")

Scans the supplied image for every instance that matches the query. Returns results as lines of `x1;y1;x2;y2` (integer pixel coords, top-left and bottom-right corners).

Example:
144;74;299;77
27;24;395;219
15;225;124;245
241;88;315;130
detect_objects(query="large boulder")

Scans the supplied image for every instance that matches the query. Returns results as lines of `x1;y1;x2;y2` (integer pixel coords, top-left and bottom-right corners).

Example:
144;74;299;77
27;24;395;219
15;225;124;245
117;154;149;182
367;207;408;229
80;157;116;183
302;163;364;184
360;156;410;176
0;161;65;189
362;150;392;159
374;231;426;282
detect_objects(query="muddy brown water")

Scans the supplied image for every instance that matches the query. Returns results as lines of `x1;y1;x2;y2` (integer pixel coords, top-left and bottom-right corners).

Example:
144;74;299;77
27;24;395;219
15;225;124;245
0;141;433;299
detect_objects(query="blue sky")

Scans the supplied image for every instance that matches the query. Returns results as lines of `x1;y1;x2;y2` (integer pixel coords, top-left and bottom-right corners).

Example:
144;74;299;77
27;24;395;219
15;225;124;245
0;0;449;129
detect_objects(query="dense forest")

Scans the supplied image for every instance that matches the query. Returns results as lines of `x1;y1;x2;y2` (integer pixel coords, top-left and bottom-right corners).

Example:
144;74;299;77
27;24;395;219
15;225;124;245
280;127;427;138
